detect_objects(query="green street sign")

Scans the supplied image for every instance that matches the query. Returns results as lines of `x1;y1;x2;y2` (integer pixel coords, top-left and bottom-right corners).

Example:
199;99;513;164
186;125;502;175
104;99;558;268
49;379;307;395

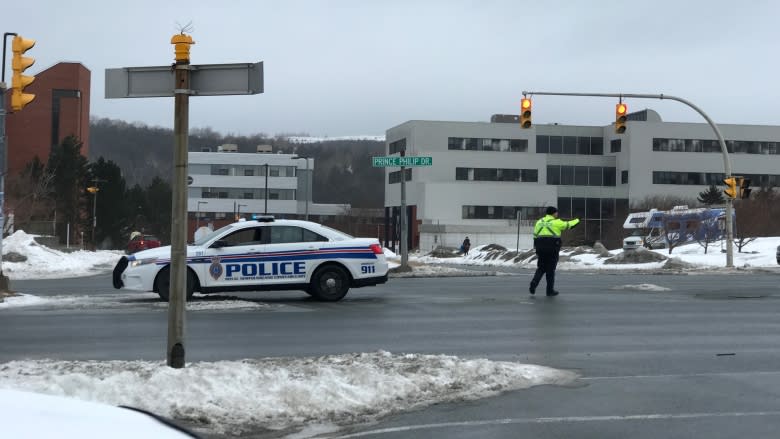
372;156;433;167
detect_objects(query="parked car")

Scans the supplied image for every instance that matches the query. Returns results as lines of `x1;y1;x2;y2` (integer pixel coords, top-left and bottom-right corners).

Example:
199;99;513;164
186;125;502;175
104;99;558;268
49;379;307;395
113;217;388;302
127;232;161;254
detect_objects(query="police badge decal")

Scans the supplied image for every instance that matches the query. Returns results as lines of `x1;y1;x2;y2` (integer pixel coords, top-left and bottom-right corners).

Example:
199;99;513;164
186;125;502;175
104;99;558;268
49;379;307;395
209;257;223;280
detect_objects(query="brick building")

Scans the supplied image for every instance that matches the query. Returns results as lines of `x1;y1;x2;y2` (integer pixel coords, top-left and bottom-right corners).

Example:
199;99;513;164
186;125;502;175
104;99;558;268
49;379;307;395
5;62;90;174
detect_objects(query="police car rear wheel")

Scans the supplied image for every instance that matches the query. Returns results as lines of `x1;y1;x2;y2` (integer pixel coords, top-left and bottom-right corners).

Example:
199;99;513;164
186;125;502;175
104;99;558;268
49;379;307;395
155;266;196;302
311;265;350;302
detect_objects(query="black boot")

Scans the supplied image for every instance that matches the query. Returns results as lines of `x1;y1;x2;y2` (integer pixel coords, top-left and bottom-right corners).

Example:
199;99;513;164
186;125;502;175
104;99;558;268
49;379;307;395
546;290;559;297
529;281;537;295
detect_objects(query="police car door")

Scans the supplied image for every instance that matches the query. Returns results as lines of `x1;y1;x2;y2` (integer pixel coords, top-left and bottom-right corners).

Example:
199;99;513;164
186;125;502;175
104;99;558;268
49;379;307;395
203;226;266;288
257;225;325;286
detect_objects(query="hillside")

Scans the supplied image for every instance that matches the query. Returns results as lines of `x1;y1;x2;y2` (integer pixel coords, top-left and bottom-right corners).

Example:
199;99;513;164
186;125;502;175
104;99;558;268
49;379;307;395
88;118;386;208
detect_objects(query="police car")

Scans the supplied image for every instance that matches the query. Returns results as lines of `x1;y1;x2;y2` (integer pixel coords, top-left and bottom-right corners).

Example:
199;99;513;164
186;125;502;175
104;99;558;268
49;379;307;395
112;217;388;302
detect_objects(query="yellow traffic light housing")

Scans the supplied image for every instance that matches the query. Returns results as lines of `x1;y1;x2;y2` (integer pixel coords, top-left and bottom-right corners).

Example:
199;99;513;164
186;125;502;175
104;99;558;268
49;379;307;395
171;33;195;63
11;35;36;111
520;98;532;129
739;177;752;199
723;177;738;199
615;103;627;134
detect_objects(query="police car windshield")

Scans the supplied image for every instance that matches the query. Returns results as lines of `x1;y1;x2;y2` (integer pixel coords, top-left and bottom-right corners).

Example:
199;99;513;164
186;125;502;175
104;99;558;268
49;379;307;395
192;224;236;246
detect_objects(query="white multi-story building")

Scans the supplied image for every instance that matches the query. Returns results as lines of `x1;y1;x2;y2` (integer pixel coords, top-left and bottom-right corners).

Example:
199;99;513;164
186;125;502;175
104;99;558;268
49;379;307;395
187;148;348;230
383;110;780;251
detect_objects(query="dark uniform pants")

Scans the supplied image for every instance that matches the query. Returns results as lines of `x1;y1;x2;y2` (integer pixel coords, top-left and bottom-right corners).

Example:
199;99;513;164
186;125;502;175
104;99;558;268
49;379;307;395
531;249;559;293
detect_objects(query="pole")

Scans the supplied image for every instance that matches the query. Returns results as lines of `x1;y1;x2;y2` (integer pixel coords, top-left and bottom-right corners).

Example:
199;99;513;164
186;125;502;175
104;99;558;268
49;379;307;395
304;158;309;221
516;211;521;251
0;82;8;291
400;152;408;269
264;163;269;215
167;33;193;369
523;90;735;267
92;190;97;248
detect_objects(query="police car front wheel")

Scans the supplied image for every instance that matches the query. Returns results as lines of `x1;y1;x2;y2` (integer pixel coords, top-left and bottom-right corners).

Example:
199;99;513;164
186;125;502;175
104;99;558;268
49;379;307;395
155;266;197;302
310;264;350;302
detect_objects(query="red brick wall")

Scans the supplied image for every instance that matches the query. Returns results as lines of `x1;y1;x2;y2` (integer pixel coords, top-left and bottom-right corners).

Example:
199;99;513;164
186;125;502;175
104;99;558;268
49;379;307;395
5;62;90;175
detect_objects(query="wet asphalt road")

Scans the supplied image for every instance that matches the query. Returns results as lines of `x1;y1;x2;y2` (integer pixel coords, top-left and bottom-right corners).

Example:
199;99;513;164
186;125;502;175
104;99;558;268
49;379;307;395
2;269;780;438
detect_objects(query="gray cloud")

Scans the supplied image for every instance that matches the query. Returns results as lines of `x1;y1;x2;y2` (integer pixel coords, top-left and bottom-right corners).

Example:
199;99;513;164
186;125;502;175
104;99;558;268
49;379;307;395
6;0;779;136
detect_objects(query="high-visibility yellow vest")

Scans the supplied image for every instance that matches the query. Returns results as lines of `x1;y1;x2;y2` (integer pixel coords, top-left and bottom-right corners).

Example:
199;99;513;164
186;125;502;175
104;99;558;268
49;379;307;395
533;215;580;238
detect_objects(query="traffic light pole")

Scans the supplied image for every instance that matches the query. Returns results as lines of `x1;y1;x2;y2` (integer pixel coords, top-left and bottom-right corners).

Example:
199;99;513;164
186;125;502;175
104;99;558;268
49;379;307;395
168;34;194;369
0;84;9;292
0;33;17;292
522;91;734;268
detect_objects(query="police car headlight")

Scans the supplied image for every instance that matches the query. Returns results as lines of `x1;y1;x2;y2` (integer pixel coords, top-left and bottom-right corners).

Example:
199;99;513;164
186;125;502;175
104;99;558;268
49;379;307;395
130;258;158;268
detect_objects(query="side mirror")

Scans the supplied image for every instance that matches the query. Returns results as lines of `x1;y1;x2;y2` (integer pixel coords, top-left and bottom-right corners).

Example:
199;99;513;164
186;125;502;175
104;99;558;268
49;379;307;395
211;240;230;249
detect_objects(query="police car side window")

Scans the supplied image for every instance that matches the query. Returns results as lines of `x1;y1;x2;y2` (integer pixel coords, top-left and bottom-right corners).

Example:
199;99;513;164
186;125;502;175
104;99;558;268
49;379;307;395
221;228;262;246
302;229;327;242
269;226;302;244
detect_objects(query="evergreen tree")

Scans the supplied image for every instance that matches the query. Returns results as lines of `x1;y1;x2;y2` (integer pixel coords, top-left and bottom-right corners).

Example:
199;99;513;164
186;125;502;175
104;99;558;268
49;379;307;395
88;157;127;248
47;136;90;241
144;177;173;244
697;184;726;205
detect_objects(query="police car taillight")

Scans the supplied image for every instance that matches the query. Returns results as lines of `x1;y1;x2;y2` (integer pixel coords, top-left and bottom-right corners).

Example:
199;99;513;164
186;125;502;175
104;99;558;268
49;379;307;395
369;244;383;254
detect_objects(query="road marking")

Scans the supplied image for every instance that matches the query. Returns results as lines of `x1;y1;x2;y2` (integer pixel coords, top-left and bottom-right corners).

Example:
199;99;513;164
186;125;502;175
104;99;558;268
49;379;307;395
330;411;780;438
582;370;780;381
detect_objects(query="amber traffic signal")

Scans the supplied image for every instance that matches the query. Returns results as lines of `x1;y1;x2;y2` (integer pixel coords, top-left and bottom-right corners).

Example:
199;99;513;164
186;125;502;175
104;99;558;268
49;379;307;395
520;98;532;129
615;103;627;134
723;177;738;199
11;35;36;111
86;186;99;194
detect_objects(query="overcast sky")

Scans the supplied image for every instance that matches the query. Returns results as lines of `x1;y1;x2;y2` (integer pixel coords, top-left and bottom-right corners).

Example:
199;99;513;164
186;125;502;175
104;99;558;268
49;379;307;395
4;0;779;137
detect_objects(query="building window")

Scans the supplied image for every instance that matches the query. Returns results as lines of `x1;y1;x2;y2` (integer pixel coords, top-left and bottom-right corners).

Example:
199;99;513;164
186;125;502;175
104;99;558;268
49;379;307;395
244;169;254;176
610;139;622;153
211;166;229;176
653;138;779;155
448;137;528;152
536;135;549;153
563;136;577;154
536;135;604;155
653;171;780;186
547;165;560;185
621;170;628;184
454;167;538;182
462;205;545;220
548;166;617;186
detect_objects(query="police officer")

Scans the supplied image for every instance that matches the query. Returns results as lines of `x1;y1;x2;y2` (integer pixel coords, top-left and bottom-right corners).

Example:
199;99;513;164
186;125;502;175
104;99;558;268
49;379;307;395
530;206;580;296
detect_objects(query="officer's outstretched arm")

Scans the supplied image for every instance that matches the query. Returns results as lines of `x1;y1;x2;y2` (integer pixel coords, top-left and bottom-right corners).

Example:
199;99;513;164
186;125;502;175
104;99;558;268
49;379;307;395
567;218;580;229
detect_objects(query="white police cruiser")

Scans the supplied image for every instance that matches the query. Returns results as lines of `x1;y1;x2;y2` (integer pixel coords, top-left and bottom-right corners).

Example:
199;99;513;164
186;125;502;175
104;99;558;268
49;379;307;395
112;217;388;302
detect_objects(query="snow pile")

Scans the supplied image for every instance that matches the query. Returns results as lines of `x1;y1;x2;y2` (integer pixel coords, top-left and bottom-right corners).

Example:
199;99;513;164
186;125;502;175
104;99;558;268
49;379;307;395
0;352;577;435
611;284;672;292
2;231;123;280
411;237;780;271
285;135;385;144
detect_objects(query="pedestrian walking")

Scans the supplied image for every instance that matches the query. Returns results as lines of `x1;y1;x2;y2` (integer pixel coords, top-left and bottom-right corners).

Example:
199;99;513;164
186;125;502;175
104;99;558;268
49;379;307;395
461;237;471;255
529;206;579;296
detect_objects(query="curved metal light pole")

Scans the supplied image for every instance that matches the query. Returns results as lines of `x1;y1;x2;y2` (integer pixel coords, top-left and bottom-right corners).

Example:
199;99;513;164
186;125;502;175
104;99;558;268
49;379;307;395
522;91;734;267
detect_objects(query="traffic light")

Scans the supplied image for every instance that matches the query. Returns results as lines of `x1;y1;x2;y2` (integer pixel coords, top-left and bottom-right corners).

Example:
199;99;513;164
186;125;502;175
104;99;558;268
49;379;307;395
615;103;627;134
86;186;99;194
11;35;36;112
723;177;738;199
739;177;752;199
520;98;532;129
